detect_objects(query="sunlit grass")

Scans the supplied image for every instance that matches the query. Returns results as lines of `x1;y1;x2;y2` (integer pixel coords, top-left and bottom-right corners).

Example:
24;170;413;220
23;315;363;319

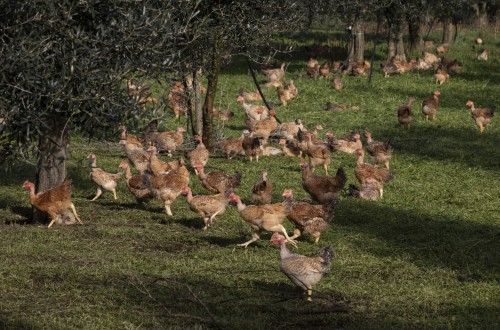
0;25;499;329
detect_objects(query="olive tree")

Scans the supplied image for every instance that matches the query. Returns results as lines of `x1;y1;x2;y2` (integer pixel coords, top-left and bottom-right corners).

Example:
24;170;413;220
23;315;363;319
178;0;310;150
0;0;204;223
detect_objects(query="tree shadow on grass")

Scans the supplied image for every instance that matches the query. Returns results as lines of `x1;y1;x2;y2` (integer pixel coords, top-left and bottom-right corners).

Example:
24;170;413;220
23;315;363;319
336;199;500;282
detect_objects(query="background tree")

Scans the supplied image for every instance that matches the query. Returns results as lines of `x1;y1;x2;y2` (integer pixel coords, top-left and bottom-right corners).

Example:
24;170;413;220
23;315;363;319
0;0;204;223
177;0;309;150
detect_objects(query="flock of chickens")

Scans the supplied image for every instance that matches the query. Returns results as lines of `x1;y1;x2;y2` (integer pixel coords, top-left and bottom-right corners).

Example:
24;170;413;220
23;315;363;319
22;38;495;302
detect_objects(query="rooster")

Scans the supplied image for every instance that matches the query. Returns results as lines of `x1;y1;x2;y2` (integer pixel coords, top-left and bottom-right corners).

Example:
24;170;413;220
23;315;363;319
22;178;83;228
271;232;334;302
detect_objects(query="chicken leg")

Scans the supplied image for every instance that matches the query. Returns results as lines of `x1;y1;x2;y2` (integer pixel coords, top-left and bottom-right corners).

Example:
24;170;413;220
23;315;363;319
237;231;261;248
91;187;103;201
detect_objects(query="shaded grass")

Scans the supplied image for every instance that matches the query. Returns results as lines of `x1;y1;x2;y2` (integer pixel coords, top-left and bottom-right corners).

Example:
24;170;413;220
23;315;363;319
1;26;500;329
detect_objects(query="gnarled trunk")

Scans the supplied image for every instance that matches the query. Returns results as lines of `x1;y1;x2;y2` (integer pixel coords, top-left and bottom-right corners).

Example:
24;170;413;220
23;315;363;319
442;16;454;44
353;19;365;63
408;17;425;52
33;115;69;224
202;33;222;152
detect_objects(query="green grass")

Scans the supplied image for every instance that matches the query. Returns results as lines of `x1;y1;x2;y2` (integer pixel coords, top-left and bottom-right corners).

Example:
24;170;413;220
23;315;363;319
1;25;499;329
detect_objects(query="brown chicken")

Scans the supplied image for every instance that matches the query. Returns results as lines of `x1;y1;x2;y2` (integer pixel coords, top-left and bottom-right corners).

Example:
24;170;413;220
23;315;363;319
282;189;338;243
187;135;209;171
154;127;186;157
466;100;495;134
434;68;449;85
279;138;301;157
304;132;331;174
22;178;83;228
349;178;383;201
213;108;235;122
181;187;230;230
229;193;296;248
307;62;320;79
88;153;122;202
422;90;440;121
147;146;177;176
318;61;331;78
250;109;280;145
354;149;395;199
194;163;242;194
397;97;415;129
216;130;248;159
261;63;286;84
167;81;188;118
277;80;297;106
307;58;319;70
331;76;344;90
143;119;160;146
119;139;150;175
148;159;190;216
251;171;273;205
242;130;263;162
301;160;347;204
271;232;334;302
477;49;489;61
274;118;305;140
119;161;156;206
119;123;143;150
237;96;269;122
328;132;362;154
326;102;359;112
239;88;262;102
364;131;394;169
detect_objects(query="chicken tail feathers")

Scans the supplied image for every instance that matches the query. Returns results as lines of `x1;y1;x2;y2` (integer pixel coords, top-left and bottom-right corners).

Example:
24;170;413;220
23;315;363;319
335;167;347;187
348;184;361;197
324;198;339;221
386;170;396;182
233;172;243;187
320;245;335;268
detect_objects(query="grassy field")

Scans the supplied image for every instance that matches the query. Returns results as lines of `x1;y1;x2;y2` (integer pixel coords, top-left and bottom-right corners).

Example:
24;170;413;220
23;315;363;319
1;25;499;329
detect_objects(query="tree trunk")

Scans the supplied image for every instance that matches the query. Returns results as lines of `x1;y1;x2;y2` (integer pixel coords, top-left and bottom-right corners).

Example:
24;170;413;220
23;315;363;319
442;16;454;44
387;27;396;61
194;68;203;135
33;115;69;224
353;19;365;63
473;2;489;34
408;17;425;52
202;35;222;152
394;27;406;61
184;73;196;137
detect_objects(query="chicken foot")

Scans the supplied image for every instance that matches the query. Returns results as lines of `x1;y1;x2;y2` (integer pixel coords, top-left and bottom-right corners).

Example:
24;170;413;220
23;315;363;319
237;231;260;248
203;210;221;230
47;203;83;228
